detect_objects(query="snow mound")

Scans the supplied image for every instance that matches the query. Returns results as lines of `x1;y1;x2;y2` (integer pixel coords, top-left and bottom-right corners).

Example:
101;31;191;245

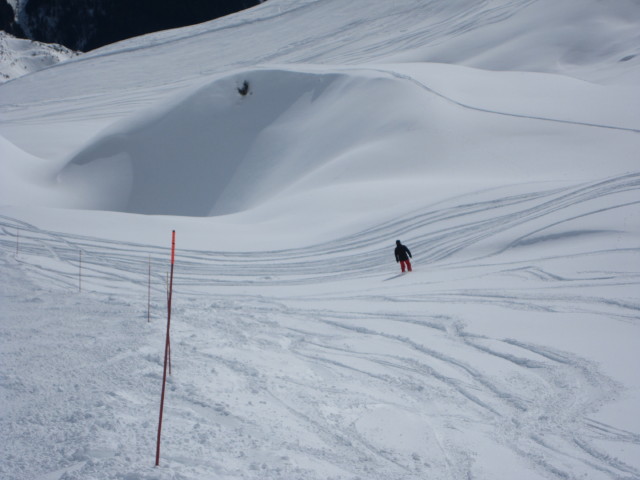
61;67;449;216
52;65;640;217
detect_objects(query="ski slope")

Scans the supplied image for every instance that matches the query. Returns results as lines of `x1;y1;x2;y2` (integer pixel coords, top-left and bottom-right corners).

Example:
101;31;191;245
1;0;639;479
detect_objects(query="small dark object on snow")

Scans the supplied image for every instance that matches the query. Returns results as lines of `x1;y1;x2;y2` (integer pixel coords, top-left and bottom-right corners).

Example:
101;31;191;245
238;81;250;96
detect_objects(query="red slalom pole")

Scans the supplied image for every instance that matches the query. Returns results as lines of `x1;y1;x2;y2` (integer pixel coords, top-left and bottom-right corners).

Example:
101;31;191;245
147;255;151;323
156;230;176;467
168;337;172;377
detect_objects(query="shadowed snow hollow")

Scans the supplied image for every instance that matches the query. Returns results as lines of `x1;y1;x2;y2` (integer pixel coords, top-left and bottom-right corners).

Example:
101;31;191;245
58;68;444;216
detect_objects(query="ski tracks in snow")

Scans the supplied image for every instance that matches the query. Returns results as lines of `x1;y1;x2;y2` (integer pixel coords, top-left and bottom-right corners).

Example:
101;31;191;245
1;173;639;479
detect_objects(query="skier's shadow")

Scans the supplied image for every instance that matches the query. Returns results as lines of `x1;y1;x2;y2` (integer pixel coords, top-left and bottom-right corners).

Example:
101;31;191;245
383;273;406;282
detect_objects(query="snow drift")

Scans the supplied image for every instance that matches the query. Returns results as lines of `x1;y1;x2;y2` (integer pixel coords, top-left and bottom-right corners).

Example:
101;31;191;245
46;64;640;218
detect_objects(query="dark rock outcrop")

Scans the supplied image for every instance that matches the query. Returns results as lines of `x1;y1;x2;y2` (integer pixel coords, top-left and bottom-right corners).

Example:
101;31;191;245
0;0;25;38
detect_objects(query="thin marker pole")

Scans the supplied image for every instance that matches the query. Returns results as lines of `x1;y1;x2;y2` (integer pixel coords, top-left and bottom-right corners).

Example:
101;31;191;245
165;271;172;375
168;336;172;377
156;230;176;467
147;255;151;323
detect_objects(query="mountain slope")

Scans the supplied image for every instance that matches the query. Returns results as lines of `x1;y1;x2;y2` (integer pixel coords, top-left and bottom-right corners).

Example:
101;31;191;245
0;1;639;479
0;31;78;83
1;0;639;157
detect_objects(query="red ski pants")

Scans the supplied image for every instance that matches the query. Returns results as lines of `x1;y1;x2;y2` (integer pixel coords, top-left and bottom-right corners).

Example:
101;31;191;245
400;259;412;272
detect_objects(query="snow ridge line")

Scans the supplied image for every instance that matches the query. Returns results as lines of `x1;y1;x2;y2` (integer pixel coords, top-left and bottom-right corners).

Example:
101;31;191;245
374;68;640;134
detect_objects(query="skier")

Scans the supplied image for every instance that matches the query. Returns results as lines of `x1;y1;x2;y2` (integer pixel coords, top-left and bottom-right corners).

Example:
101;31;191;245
394;240;412;273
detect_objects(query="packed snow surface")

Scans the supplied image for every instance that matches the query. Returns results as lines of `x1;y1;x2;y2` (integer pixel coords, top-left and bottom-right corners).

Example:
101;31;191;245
1;0;639;479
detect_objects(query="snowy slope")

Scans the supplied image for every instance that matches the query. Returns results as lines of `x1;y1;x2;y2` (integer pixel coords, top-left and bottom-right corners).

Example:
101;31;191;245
2;0;640;157
1;0;639;479
0;31;78;83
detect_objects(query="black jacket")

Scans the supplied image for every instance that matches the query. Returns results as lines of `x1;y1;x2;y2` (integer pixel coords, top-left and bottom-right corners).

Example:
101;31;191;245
394;243;412;262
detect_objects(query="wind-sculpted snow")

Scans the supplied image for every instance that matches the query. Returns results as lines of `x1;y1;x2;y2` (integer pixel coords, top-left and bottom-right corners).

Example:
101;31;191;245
36;65;639;218
1;173;639;479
